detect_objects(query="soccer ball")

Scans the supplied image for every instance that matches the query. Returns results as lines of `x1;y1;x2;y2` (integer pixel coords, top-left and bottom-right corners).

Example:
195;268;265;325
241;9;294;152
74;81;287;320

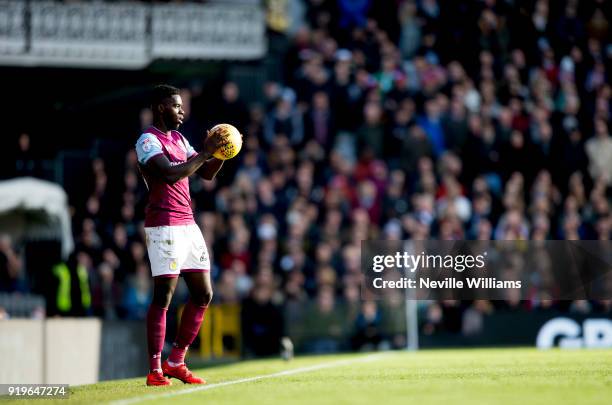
208;123;243;160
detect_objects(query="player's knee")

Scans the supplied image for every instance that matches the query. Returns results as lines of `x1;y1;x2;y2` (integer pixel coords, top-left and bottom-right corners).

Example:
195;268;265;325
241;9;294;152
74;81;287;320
153;283;175;308
192;289;213;307
204;289;213;306
153;293;173;308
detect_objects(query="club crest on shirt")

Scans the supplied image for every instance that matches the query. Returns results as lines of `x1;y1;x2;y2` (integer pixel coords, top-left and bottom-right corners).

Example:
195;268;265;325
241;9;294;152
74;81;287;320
142;138;152;152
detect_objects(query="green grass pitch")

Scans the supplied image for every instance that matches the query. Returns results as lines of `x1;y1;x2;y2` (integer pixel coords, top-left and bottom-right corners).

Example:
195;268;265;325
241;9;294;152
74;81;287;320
7;348;611;404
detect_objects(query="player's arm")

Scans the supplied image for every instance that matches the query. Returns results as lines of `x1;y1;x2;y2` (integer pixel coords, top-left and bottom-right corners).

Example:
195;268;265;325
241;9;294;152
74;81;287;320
196;158;224;180
146;153;210;185
141;132;225;185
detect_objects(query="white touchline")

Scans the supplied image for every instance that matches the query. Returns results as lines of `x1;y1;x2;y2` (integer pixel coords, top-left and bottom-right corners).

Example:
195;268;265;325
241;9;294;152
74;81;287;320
110;353;386;405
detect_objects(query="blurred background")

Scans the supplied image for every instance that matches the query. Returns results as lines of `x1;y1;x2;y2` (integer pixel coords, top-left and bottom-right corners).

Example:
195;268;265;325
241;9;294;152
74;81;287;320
0;0;611;384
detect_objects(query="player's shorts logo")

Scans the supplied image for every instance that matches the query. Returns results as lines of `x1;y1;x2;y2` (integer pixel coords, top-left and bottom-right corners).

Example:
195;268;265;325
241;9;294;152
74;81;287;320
169;260;178;270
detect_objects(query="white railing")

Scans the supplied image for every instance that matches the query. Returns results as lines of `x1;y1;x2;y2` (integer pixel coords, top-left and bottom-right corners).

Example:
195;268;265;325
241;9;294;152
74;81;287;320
152;3;265;60
0;0;266;69
0;0;25;54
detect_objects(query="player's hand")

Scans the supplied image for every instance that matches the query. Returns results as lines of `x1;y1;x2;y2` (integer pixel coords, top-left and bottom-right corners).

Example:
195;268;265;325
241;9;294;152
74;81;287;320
202;129;228;157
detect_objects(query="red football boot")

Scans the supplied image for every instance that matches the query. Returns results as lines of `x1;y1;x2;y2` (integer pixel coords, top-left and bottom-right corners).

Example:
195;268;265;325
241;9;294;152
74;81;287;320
146;370;172;386
162;361;206;384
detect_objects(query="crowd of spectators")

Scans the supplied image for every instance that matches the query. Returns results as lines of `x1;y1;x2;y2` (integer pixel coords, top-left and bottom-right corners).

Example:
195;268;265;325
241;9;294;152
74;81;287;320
2;0;611;353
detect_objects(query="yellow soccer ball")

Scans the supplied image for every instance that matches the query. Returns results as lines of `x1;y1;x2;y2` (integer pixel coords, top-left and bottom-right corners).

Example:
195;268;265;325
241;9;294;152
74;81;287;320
208;123;243;160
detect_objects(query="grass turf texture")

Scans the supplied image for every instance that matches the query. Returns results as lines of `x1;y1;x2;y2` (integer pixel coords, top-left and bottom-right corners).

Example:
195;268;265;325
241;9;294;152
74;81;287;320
6;348;611;405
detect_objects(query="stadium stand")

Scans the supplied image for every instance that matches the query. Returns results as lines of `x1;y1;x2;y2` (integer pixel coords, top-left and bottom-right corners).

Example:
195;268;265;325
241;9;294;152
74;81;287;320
1;0;610;353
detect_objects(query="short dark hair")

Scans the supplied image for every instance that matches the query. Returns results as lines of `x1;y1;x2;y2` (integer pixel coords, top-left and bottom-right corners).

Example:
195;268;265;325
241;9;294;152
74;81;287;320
151;84;180;109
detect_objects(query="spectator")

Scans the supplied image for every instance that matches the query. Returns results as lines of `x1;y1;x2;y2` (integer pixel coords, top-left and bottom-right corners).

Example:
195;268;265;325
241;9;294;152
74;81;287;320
241;281;284;357
212;82;250;133
302;286;345;353
0;235;23;293
15;133;37;177
122;262;151;320
585;119;612;185
351;300;382;350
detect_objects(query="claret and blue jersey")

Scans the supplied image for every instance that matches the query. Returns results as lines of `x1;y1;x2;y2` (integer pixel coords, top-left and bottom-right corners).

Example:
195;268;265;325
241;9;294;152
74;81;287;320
135;126;198;228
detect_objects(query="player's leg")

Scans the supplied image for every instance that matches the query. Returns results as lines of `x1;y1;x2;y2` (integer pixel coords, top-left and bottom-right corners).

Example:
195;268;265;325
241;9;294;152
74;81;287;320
162;224;211;384
146;275;178;386
148;276;179;370
171;270;213;364
144;225;182;386
162;271;211;384
172;223;212;366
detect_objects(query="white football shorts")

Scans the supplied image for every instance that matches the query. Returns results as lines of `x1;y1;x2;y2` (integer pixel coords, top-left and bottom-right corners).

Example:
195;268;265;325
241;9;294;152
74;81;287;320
144;224;210;277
